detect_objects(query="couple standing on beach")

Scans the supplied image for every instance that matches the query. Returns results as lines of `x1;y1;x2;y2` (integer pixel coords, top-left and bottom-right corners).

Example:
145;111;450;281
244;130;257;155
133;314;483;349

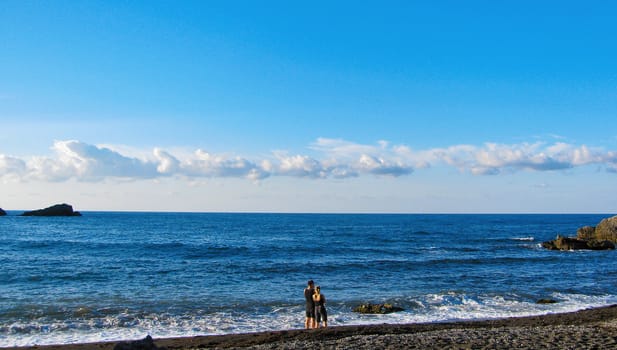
304;279;328;329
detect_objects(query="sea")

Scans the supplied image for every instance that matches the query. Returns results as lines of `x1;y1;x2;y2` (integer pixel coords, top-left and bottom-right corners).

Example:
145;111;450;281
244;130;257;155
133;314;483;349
1;212;616;347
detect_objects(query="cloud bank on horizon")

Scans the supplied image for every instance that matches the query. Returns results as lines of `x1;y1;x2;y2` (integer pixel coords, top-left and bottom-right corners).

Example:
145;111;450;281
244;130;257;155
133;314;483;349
2;138;616;183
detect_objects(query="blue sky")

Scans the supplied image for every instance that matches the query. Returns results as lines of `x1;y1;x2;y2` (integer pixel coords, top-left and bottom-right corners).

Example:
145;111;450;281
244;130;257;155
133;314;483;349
1;1;616;212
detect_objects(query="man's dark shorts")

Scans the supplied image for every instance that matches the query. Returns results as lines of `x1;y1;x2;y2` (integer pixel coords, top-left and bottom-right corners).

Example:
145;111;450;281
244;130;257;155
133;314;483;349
306;307;315;318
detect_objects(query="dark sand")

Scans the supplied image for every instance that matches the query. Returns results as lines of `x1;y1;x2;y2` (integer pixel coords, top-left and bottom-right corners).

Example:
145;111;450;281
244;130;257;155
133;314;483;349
6;305;617;349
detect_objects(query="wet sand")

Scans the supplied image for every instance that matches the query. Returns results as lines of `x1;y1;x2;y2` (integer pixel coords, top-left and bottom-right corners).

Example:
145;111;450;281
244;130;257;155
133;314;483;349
7;304;617;349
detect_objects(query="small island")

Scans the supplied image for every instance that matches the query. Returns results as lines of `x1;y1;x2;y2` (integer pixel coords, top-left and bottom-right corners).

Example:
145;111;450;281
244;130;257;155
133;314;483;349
0;208;6;216
19;203;82;217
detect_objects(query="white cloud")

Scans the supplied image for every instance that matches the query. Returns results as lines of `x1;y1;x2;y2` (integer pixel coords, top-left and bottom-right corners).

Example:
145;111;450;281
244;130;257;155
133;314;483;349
356;154;412;176
1;138;617;183
311;138;415;177
153;148;180;174
181;149;268;179
0;155;26;178
423;142;615;175
274;153;325;178
51;140;159;180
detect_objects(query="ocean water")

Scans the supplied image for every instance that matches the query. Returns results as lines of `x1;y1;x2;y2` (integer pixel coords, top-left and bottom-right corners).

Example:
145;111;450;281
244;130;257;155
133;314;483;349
1;212;616;347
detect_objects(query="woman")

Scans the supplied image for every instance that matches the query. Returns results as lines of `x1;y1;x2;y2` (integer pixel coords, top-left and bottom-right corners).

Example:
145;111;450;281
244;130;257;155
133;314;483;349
312;285;327;328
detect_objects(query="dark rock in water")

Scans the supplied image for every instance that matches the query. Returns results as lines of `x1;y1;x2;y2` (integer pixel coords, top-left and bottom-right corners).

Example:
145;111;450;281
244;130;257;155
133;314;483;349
593;216;617;242
114;335;165;350
0;208;6;216
575;216;617;243
353;303;404;314
537;298;558;304
586;239;615;250
577;226;596;240
543;215;617;250
542;235;589;250
542;235;614;251
20;203;82;217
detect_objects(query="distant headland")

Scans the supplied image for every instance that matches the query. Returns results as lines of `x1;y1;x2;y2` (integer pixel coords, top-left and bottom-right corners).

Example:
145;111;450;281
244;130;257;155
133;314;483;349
0;203;82;217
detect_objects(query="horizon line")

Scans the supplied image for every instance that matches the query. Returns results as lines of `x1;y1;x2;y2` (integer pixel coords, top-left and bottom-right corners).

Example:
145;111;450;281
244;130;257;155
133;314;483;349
1;209;615;216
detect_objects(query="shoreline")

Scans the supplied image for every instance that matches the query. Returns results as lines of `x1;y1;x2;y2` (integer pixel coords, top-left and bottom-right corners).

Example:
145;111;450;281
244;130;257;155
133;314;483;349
6;304;617;349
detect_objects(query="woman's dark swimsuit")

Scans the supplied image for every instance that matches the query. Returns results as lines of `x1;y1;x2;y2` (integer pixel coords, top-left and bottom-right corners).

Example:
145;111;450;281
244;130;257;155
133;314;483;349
314;295;327;323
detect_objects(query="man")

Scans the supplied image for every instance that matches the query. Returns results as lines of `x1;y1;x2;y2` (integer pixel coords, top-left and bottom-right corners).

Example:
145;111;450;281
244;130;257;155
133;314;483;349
304;280;316;329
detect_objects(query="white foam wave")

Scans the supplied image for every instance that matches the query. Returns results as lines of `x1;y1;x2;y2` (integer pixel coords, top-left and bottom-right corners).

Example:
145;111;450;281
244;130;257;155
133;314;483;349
2;293;617;347
511;236;535;241
338;292;617;326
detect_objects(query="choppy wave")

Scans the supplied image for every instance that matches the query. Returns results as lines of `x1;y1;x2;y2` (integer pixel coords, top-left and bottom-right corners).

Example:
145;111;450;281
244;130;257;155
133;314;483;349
2;292;617;347
511;236;535;241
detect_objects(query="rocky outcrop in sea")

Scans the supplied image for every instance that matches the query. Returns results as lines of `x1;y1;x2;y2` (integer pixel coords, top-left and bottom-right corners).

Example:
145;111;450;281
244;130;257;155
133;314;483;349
542;215;617;250
0;208;6;216
577;216;617;242
353;303;404;314
20;203;82;217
